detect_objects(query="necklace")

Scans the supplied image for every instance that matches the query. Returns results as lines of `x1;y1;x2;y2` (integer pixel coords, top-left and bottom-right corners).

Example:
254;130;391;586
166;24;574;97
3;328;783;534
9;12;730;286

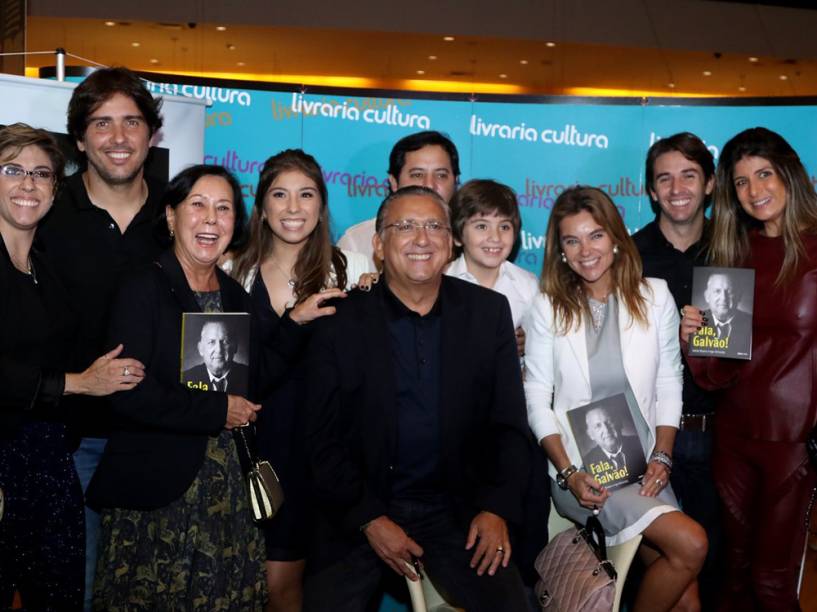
588;296;608;331
9;252;38;285
269;257;296;288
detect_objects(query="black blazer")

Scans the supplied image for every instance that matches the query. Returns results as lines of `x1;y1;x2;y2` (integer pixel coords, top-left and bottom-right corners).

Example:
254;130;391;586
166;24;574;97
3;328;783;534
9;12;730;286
87;249;294;510
0;241;78;430
304;276;531;560
584;435;644;470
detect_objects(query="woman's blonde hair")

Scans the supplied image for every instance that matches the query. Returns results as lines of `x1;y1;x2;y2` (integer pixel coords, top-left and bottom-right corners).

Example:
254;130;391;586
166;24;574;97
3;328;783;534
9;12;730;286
708;127;817;285
541;186;648;333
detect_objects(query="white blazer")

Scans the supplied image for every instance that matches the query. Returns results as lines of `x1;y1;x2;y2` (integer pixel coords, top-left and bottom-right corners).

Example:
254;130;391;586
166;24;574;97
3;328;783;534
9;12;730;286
524;277;683;479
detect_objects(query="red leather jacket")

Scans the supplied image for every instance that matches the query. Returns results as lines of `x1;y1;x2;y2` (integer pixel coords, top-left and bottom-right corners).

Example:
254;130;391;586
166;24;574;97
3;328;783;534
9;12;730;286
687;231;817;442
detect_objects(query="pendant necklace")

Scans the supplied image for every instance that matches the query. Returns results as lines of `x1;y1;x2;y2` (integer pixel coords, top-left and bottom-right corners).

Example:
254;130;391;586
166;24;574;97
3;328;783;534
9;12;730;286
9;252;38;285
270;257;296;288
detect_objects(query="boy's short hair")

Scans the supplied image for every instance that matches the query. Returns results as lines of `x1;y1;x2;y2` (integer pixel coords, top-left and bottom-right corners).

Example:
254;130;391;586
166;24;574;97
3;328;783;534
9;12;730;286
449;179;521;249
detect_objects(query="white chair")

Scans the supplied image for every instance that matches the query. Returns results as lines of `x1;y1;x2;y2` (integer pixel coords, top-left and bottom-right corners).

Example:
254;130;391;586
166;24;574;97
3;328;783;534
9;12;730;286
403;561;463;612
403;509;643;612
546;509;642;612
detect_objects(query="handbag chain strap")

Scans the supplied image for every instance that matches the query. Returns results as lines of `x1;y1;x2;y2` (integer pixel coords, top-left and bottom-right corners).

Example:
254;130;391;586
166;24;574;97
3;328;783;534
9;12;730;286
236;426;254;460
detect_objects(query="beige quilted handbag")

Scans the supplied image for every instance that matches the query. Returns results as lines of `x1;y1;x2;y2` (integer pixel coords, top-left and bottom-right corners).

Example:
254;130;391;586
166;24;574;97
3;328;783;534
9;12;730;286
534;516;616;611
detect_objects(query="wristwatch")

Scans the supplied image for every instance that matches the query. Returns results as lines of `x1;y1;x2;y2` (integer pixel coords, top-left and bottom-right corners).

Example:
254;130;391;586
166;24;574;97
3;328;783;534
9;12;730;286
556;465;579;490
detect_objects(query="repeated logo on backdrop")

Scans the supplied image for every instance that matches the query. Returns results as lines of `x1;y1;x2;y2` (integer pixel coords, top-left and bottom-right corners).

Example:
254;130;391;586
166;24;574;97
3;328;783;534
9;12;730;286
144;76;817;275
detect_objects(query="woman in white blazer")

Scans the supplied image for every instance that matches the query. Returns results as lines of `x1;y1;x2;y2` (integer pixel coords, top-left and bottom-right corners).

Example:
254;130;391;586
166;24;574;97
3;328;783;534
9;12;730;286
525;187;707;612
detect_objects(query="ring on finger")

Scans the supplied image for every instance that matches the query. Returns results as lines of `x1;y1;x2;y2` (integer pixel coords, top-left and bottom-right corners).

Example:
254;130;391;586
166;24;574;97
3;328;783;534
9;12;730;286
123;366;130;377
655;478;663;487
679;307;685;318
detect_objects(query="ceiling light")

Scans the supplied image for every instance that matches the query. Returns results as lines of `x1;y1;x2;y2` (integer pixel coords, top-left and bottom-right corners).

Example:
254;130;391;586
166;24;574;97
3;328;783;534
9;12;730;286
702;70;712;76
667;82;676;89
237;61;246;67
748;56;759;63
149;58;159;64
104;21;116;27
428;55;437;60
546;42;556;48
738;86;747;92
499;73;507;79
443;36;455;42
131;42;141;47
520;59;528;65
416;70;426;75
216;26;227;31
227;44;236;51
780;74;788;80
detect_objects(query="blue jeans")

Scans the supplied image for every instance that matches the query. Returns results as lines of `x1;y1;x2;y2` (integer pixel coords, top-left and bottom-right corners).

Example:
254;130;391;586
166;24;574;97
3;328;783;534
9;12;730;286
671;429;723;611
73;437;107;612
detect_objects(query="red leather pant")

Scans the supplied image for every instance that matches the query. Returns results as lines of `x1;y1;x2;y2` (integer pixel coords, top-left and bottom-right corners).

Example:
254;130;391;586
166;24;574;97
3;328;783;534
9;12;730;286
713;430;816;612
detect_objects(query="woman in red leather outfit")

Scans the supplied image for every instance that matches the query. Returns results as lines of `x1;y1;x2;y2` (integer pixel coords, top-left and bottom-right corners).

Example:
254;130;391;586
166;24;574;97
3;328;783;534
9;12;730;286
681;127;817;611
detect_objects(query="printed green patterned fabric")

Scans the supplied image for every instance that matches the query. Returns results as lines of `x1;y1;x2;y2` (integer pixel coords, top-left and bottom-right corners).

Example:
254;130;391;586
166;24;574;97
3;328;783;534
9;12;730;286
93;431;266;610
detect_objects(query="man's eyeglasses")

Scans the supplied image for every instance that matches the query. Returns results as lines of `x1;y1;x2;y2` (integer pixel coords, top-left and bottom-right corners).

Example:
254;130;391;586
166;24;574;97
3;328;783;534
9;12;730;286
384;219;451;235
0;164;55;183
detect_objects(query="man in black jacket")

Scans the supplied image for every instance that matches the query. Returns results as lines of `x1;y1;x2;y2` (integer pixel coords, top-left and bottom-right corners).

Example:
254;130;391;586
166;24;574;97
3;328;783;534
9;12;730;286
303;186;531;611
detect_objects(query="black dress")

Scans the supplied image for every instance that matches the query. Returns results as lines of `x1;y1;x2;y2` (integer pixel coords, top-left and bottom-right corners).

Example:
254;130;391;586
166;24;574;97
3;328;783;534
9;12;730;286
250;273;310;561
0;240;84;610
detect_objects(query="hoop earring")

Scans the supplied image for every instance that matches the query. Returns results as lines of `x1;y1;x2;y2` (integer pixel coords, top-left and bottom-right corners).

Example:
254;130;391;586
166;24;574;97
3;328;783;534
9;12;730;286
560;252;567;263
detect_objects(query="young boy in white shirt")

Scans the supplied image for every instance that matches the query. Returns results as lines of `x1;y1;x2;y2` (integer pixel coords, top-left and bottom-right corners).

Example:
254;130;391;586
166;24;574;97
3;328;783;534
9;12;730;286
445;179;539;357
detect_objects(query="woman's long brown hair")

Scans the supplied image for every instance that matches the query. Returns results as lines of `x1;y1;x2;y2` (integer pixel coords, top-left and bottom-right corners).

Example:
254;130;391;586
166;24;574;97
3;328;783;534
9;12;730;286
708;127;817;285
231;149;347;300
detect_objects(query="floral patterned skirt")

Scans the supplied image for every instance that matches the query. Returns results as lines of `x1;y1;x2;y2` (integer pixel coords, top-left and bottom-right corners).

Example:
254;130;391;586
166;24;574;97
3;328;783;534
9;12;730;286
93;431;266;611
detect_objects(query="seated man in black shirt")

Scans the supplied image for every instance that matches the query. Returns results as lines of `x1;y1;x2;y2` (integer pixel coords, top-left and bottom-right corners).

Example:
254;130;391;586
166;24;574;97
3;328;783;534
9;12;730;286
303;186;531;611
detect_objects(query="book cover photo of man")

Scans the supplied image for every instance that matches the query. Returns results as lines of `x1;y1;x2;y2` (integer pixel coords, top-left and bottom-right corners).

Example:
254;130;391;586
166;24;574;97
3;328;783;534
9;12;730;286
181;314;249;394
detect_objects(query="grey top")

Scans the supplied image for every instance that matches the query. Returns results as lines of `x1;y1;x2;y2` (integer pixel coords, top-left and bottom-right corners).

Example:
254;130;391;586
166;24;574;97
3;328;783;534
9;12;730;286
585;295;651;457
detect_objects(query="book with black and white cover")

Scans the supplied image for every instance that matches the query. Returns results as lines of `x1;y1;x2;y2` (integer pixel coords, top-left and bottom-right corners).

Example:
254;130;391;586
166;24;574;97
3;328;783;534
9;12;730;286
566;394;647;489
688;266;754;360
179;312;251;395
